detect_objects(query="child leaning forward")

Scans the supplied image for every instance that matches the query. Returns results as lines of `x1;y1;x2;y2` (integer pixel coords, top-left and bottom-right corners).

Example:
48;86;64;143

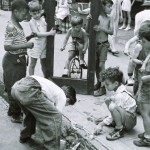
94;67;137;141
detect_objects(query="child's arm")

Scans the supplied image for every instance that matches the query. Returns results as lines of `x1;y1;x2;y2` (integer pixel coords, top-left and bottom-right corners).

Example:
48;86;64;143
124;36;139;56
132;43;143;65
61;29;71;50
82;32;89;54
141;75;150;83
140;53;150;72
4;24;34;51
29;20;56;38
93;16;113;35
131;0;135;6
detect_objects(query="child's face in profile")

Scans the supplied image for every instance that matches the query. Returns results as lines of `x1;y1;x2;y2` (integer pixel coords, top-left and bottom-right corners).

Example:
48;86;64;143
72;24;82;32
104;79;118;91
14;8;28;22
103;3;112;15
30;8;41;20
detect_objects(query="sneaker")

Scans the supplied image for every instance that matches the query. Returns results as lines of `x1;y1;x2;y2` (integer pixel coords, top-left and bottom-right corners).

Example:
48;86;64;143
119;25;126;30
133;139;150;147
126;78;134;86
20;137;31;143
11;115;23;123
94;82;101;91
94;87;106;97
106;128;124;141
124;26;131;31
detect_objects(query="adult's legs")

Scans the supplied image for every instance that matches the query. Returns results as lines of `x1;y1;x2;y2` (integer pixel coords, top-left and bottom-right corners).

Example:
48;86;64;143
29;57;38;75
124;11;131;30
119;11;126;29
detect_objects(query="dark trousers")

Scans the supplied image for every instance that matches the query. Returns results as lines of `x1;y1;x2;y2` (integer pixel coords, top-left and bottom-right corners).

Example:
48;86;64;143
2;52;26;117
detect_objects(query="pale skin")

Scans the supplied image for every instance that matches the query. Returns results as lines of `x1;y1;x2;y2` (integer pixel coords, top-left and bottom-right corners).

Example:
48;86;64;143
61;25;89;69
28;9;56;76
94;79;124;135
93;3;113;85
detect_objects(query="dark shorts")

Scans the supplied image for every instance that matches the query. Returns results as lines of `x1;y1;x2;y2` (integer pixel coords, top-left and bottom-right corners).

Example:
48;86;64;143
96;41;109;62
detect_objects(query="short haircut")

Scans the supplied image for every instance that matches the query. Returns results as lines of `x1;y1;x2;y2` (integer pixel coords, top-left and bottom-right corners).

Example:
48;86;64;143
28;0;42;11
139;21;150;41
71;16;83;26
11;0;29;11
102;0;113;6
61;85;77;105
101;67;123;84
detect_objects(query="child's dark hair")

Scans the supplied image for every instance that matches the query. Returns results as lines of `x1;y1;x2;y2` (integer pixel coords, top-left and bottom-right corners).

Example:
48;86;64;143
139;22;150;41
102;0;113;6
62;85;77;105
71;16;83;26
101;67;123;84
11;0;29;11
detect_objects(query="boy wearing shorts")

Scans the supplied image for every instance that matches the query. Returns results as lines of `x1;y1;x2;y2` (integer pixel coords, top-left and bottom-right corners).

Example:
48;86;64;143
94;67;137;140
93;0;113;96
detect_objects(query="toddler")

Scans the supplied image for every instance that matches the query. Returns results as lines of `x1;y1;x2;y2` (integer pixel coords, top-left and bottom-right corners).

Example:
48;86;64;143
61;15;89;77
28;0;56;77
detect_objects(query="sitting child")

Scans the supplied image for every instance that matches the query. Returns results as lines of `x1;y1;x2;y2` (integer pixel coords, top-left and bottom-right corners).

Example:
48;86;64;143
94;67;137;141
61;15;89;77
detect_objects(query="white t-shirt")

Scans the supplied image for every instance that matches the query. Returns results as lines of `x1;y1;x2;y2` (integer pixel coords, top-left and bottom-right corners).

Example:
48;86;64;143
31;76;66;112
134;10;150;35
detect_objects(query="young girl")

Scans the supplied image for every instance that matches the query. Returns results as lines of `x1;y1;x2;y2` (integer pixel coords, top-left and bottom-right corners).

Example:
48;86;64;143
3;0;34;123
119;0;135;30
133;22;150;147
61;16;89;77
28;1;56;77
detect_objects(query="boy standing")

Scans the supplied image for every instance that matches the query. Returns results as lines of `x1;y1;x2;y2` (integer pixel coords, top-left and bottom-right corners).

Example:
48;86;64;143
93;0;113;96
94;67;137;140
3;0;34;123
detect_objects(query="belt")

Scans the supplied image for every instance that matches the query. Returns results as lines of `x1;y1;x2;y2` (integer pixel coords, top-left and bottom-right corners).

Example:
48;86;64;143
97;41;108;45
8;52;25;57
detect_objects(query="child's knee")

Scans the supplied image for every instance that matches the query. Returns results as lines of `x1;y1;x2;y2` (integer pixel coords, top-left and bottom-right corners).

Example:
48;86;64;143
109;102;117;111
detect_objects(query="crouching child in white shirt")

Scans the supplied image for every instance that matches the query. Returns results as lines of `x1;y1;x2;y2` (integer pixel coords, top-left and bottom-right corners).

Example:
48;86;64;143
94;67;137;141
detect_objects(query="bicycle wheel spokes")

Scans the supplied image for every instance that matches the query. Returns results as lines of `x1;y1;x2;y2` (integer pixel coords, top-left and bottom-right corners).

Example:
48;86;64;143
69;58;82;79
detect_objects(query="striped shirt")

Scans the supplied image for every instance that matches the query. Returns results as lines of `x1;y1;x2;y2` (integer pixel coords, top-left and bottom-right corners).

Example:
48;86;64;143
4;21;27;55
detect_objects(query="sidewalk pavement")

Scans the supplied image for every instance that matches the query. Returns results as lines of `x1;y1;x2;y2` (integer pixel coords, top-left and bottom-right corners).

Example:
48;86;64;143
0;10;149;150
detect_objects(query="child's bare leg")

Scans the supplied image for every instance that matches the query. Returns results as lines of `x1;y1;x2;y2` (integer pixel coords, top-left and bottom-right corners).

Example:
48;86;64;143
29;57;37;76
119;11;126;29
139;103;150;138
62;51;76;76
127;59;135;85
40;58;46;77
125;11;131;30
109;103;124;129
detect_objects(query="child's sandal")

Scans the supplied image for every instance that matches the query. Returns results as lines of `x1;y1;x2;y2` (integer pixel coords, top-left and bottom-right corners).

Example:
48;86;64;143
133;138;150;147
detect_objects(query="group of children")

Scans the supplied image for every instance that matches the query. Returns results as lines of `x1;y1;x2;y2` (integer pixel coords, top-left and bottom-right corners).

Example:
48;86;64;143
2;0;150;149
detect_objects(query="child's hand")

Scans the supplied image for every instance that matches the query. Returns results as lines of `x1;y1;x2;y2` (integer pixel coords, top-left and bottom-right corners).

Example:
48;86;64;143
49;29;56;36
140;66;146;72
27;42;34;49
93;126;103;135
123;50;130;56
87;14;92;20
82;49;86;54
60;47;65;51
93;25;101;31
